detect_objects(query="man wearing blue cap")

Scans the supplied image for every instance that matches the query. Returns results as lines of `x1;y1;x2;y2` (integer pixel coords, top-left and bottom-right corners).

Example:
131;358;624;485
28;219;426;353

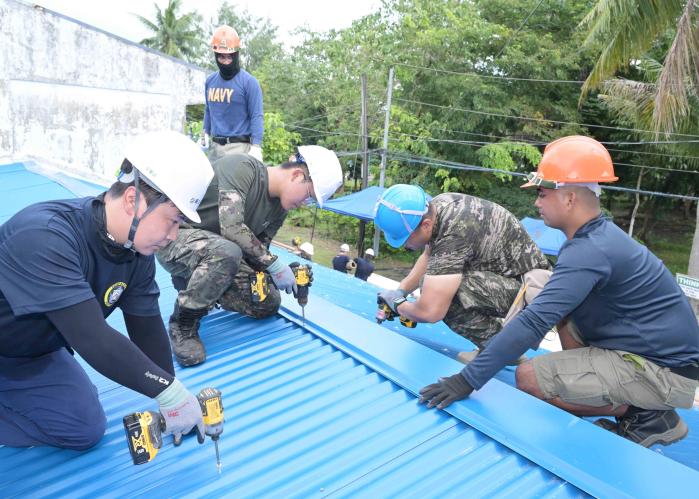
374;185;550;362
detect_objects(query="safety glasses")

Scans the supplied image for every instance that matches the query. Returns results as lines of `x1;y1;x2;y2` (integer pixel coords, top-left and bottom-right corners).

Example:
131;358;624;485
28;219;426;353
524;172;559;189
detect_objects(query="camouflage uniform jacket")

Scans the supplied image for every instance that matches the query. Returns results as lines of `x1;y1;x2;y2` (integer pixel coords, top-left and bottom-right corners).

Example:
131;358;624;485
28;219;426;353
190;153;286;270
426;193;549;278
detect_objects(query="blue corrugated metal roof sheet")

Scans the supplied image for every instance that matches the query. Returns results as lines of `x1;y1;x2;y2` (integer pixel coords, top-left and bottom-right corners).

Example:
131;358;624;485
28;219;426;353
2;161;698;498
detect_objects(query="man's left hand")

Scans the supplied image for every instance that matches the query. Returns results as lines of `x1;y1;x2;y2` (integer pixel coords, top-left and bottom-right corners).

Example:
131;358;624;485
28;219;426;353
249;144;263;162
419;372;474;409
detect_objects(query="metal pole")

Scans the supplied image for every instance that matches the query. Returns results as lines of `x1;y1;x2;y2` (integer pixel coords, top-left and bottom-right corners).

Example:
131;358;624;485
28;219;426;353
372;67;394;256
357;75;369;257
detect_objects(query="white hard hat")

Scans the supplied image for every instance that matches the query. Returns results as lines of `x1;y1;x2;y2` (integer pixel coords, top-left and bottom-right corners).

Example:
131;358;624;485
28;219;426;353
124;130;213;223
340;243;350;252
297;145;343;207
365;248;375;256
299;242;314;256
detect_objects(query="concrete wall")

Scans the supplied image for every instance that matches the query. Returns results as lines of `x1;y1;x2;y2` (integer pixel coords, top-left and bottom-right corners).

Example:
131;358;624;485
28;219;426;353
0;0;207;178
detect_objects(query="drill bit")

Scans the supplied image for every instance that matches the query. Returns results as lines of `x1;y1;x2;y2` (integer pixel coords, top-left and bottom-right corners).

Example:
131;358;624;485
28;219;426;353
301;305;306;328
213;437;221;474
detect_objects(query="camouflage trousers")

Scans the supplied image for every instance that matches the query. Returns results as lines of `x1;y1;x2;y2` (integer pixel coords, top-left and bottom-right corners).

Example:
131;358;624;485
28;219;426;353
442;271;521;349
156;228;280;319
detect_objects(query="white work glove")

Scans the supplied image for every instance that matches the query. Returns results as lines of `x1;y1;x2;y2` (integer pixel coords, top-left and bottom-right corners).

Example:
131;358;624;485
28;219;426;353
249;144;263;162
155;379;205;446
267;258;297;294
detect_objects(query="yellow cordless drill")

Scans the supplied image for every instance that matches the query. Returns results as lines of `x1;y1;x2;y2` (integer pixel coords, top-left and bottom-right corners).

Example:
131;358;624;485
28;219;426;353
123;387;224;472
376;296;416;328
197;387;224;474
250;271;270;304
289;262;312;326
123;410;164;465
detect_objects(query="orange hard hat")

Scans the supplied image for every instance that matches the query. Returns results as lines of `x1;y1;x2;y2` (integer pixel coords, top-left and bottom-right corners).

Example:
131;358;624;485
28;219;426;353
522;135;618;189
211;25;241;54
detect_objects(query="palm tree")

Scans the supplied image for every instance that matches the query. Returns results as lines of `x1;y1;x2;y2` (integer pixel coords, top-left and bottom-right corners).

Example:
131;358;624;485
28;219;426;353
580;0;699;136
135;0;203;63
581;1;699;310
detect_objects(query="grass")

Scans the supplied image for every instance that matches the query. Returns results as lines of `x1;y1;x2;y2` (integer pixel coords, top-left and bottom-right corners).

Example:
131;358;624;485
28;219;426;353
645;233;693;276
274;222;418;281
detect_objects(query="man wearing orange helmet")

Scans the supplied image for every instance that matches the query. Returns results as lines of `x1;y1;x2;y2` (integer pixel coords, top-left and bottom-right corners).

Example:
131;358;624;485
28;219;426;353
419;135;699;449
204;25;264;164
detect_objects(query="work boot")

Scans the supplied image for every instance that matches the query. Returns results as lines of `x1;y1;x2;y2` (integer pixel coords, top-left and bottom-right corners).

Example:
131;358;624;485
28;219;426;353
168;302;208;367
594;407;688;447
457;348;527;366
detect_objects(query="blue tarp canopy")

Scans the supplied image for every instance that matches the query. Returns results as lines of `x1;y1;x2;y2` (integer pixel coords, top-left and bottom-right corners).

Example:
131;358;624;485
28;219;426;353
520;217;567;256
320;188;566;256
321;185;386;221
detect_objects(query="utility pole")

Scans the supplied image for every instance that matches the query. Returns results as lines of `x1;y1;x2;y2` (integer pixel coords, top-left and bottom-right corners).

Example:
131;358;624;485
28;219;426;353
372;67;394;257
357;74;369;257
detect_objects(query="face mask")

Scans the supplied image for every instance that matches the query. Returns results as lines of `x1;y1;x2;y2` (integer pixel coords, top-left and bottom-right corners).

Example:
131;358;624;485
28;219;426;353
216;52;240;80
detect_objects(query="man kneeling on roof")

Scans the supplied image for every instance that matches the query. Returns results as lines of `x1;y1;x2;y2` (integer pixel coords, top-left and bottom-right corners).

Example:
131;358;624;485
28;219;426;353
0;131;212;450
418;136;699;448
374;184;552;365
156;146;343;367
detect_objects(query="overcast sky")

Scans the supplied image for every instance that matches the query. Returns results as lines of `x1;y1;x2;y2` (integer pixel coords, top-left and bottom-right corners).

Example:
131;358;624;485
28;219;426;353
34;0;381;45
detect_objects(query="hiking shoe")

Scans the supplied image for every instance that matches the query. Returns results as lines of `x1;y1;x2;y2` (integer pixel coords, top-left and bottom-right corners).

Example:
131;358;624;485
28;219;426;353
457;349;527;366
596;407;688;447
168;303;208;367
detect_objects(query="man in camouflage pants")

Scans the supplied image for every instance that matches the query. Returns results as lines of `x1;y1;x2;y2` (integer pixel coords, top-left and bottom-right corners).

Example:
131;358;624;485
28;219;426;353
374;184;551;363
157;147;343;367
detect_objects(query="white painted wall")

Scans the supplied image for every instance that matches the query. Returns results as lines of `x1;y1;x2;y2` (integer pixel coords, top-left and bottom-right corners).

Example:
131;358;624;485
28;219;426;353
0;0;206;178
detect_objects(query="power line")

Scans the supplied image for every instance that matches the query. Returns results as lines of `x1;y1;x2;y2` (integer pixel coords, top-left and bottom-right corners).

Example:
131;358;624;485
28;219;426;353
386;151;699;201
394;98;699;139
386;131;699;174
494;0;547;59
286;124;362;138
416;124;699;162
600;139;699;145
605;147;699;162
391;61;584;84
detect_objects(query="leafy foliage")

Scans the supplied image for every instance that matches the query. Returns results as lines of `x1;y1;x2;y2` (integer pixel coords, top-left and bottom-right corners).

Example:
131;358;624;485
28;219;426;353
136;0;202;62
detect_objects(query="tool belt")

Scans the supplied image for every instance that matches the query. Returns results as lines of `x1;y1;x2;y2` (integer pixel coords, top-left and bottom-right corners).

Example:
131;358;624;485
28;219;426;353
669;364;699;381
212;135;251;145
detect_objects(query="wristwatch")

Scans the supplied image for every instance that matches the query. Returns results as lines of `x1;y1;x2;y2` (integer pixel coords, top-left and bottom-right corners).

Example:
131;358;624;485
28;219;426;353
392;295;407;311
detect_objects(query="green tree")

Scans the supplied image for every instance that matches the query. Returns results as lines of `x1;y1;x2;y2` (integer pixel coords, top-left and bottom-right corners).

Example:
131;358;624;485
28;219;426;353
262;112;302;165
580;0;699;134
273;0;597;204
136;0;203;63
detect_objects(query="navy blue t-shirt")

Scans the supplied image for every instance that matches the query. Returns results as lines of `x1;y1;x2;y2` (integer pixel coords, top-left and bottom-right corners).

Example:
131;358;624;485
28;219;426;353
332;255;350;273
0;197;160;358
354;257;375;281
462;215;699;390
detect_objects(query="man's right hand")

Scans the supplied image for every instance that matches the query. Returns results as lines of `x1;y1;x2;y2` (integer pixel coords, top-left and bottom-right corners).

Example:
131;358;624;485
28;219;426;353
267;259;297;294
155;379;205;446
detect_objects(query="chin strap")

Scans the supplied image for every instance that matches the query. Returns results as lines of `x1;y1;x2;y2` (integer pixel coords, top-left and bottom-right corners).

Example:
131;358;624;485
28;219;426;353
123;169;168;252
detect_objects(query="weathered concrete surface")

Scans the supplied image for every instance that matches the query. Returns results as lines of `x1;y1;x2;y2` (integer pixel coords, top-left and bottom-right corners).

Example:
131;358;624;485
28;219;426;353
0;0;206;178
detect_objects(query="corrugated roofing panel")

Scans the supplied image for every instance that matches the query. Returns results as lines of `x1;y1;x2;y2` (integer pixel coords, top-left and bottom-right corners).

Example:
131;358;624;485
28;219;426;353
1;309;584;499
2;160;698;498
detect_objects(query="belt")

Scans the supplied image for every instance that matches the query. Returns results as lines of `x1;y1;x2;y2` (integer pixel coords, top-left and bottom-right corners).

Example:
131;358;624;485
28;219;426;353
669;364;699;381
212;135;251;145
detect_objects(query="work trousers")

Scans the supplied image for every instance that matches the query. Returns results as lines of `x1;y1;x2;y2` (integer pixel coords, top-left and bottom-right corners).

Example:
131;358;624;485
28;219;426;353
157;228;281;318
0;349;106;450
442;270;522;349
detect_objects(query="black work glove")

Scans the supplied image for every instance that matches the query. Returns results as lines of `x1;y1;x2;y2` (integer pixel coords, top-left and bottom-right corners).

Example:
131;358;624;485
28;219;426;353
419;372;474;410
